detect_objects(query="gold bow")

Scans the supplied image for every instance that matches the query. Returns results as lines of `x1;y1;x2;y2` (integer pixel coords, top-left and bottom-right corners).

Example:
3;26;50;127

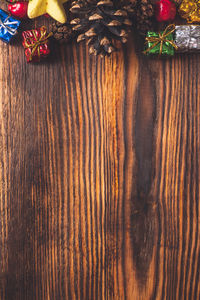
24;26;53;61
143;24;178;55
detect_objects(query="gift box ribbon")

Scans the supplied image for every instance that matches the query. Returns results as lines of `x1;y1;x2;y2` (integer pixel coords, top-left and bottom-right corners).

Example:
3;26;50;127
24;26;53;61
144;24;178;55
0;15;19;36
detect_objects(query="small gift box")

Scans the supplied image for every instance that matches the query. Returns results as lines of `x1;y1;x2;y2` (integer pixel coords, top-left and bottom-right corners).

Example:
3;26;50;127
144;25;178;56
22;26;52;63
175;25;200;52
0;9;21;43
179;0;200;23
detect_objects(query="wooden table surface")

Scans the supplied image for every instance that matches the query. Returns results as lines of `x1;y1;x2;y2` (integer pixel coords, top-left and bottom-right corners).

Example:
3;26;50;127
0;16;200;300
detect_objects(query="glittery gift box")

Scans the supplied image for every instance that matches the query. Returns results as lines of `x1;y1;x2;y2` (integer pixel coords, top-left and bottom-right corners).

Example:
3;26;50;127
144;31;175;56
175;25;200;52
0;9;21;43
179;0;200;23
22;26;51;63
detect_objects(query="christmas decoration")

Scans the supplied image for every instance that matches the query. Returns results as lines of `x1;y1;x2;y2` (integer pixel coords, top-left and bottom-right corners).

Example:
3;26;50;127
175;25;200;51
22;26;52;62
155;0;176;22
117;0;137;15
8;1;28;19
179;0;200;23
144;24;178;55
70;0;132;56
5;0;19;3
27;0;68;23
50;21;75;43
0;9;21;43
135;0;154;36
1;0;200;61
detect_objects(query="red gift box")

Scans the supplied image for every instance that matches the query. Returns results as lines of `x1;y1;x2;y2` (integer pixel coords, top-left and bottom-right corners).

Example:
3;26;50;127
22;26;52;62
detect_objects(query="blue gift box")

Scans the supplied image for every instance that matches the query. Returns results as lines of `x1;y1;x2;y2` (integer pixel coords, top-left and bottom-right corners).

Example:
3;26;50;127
0;9;21;43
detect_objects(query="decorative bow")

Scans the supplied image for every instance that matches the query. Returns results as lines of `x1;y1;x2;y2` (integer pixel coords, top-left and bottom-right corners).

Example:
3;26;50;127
0;15;18;36
144;24;178;55
23;26;53;61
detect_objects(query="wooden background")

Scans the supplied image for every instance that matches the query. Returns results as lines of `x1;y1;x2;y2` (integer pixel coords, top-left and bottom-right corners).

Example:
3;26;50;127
0;13;200;300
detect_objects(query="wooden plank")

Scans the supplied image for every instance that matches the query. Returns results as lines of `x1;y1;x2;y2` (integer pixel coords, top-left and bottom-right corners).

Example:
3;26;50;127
0;22;200;299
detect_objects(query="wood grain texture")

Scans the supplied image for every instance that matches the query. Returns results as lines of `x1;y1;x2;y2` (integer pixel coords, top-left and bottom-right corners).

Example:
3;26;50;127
0;19;200;300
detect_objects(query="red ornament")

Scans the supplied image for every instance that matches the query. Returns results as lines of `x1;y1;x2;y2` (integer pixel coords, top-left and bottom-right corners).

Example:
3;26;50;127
8;1;28;19
155;0;176;22
22;26;52;63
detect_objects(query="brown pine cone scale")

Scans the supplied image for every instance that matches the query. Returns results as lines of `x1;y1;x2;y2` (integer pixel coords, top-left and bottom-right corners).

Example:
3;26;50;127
51;22;76;43
70;0;132;56
136;0;154;35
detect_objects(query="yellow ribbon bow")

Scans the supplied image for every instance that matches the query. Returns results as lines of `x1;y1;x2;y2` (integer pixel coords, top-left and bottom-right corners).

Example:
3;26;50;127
143;24;178;55
24;26;53;61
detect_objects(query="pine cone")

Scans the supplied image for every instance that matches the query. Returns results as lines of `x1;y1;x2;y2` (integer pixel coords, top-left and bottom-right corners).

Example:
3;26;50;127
70;0;96;14
136;0;154;36
51;22;75;43
70;0;132;56
115;0;137;16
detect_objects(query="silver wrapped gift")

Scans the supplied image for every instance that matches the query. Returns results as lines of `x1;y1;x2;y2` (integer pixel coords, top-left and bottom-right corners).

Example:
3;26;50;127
175;25;200;52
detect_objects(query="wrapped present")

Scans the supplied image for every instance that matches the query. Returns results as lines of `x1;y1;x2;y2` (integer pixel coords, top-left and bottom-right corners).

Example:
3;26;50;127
144;24;178;56
0;9;21;43
175;25;200;52
179;0;200;23
22;26;52;62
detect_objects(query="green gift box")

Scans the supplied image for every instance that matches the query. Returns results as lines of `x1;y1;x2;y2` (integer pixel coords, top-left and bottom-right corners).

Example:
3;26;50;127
144;25;177;56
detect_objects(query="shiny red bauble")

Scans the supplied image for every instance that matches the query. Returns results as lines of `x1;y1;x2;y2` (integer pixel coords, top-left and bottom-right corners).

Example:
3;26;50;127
155;0;176;22
8;1;28;19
